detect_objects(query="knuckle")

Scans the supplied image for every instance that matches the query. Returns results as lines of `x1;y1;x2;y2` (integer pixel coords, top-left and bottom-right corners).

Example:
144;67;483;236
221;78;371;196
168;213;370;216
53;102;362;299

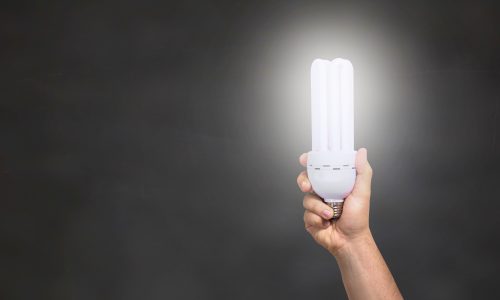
366;165;373;176
302;194;312;208
296;171;304;182
297;172;308;189
304;211;320;226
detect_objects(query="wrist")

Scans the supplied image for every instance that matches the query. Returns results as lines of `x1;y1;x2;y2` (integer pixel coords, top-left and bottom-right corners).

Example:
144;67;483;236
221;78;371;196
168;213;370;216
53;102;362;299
329;229;374;259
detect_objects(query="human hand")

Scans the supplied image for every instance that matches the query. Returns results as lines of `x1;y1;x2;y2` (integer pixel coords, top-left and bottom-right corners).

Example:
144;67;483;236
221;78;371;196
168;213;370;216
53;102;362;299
297;148;373;256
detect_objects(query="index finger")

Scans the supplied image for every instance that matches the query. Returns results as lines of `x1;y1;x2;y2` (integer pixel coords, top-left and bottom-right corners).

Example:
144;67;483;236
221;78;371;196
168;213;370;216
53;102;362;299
299;153;308;167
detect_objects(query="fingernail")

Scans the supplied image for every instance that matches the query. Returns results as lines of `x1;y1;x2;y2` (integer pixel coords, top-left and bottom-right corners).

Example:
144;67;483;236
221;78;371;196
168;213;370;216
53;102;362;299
322;210;332;218
323;220;331;227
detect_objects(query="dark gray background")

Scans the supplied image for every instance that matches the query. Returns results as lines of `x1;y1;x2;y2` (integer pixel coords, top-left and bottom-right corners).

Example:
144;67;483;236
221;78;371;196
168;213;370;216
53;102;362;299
1;0;500;299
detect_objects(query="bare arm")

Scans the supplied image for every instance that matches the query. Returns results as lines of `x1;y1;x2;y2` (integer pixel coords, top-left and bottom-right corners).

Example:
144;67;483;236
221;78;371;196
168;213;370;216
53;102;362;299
297;148;403;300
334;232;402;300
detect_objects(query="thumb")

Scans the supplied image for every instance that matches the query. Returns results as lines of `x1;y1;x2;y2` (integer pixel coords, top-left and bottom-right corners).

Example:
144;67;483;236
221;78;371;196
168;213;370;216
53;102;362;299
351;148;373;199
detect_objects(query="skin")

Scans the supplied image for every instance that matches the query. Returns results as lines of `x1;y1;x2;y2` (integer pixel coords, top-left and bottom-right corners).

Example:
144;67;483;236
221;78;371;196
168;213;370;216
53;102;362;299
297;148;403;300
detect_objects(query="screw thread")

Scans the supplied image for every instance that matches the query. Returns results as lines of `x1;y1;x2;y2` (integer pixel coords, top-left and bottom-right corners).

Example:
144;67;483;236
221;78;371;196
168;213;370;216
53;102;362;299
326;202;343;219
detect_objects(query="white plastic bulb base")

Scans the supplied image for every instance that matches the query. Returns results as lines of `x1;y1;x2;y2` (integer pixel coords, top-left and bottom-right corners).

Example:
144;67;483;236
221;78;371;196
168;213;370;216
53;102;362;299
307;151;356;219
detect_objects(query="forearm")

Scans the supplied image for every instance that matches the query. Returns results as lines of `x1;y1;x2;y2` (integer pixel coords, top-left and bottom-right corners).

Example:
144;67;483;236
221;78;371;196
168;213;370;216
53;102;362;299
333;232;403;300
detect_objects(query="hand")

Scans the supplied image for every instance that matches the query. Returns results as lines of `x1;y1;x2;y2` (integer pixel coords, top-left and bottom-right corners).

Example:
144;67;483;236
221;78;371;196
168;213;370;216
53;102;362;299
297;148;373;256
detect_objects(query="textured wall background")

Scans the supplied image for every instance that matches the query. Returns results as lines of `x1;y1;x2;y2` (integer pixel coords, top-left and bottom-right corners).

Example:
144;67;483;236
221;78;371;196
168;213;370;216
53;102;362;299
1;1;499;299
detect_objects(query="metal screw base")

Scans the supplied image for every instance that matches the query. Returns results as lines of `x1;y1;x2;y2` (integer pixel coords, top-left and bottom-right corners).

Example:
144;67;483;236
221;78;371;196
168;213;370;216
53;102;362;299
326;202;343;219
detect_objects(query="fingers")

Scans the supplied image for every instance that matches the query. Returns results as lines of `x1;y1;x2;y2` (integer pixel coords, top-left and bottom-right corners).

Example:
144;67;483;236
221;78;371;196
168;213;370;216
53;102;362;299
303;193;334;220
299;153;307;167
351;148;373;199
297;153;315;193
304;210;331;229
299;152;329;229
296;171;313;192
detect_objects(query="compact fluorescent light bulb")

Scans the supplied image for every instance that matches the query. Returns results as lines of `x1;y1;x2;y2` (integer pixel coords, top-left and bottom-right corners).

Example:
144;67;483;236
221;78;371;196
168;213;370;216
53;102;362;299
307;58;356;219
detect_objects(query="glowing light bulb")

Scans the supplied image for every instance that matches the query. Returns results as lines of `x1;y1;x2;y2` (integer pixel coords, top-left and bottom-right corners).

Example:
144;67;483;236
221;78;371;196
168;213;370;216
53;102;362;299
307;58;356;219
